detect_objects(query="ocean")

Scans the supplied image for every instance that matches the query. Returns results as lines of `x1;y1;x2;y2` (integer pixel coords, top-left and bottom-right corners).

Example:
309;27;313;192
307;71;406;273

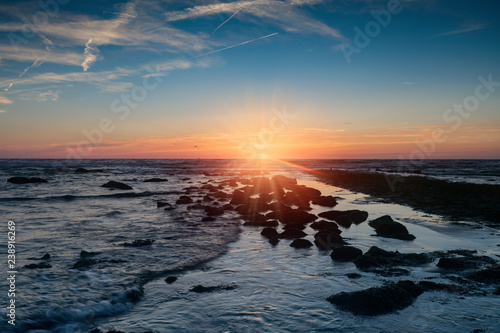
0;159;499;332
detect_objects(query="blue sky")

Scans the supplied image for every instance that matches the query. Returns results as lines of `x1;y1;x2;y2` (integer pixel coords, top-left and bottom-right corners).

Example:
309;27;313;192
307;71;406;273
0;0;499;158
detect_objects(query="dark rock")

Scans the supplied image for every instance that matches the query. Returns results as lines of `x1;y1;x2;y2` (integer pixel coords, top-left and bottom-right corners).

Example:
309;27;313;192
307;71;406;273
271;175;297;188
203;195;214;202
222;204;234;211
261;227;279;239
326;280;423;316
250;177;273;194
283;223;306;231
354;246;434;270
318;210;368;227
25;262;52;269
124;287;144;302
346;273;362;279
437;257;482;270
80;250;100;258
331;246;363;262
165;276;177;284
100;181;132;190
369;215;416;240
372;268;410;277
123;239;155;247
310;220;341;233
290;239;313;248
8;177;48;184
467;265;500;284
40;253;51;260
286;184;321;198
72;258;97;269
202;217;216;222
278;209;317;225
157;201;171;208
187;203;206;210
144;178;168;182
181;178;191;181
205;206;224;216
314;230;346;250
230;189;247;205
268;237;280;246
176;196;193;204
417;281;462;293
278;228;307;239
190;284;237;293
311;195;338;207
242;213;269;226
75;168;103;173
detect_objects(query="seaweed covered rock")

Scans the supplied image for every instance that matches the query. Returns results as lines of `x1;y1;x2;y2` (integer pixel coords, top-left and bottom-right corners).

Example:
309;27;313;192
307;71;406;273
326;280;423;316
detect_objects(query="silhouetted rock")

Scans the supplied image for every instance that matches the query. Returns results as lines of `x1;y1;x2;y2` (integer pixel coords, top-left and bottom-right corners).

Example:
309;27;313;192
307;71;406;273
311;195;338;207
318;210;368;227
268;237;280;246
176;196;193;204
327;280;423;316
331;246;363;262
354;246;434;271
190;284;237;293
123;239;155;247
202;217;216;222
8;177;48;184
165;276;177;284
290;239;313;248
80;250;100;258
222;204;234;211
25;262;52;269
157;201;171;208
144;178;168;182
260;227;279;239
271;175;297;188
72;258;97;269
278;209;317;225
346;273;362;279
467;265;500;284
230;189;247;205
368;215;416;240
278;228;307;239
205;206;224;216
75;168;103;173
100;181;132;190
314;230;346;250
310;220;341;233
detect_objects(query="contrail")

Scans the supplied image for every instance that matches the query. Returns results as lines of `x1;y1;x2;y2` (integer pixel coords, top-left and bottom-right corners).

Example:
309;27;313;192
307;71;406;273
212;8;242;34
190;32;279;59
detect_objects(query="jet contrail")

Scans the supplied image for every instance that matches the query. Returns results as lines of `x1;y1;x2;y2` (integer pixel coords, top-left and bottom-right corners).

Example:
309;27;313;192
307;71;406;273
191;32;279;59
212;8;242;34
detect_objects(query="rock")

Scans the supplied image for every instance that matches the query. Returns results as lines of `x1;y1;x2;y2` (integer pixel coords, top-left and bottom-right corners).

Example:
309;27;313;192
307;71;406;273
241;213;268;226
268;237;280;246
287;184;321;198
144;178;168;182
123;239;154;247
311;195;338;207
310;220;341;233
278;209;317;225
331;246;363;262
80;250;100;258
190;284;237;293
368;215;416;240
157;201;171;208
326;280;423;316
283;223;306;231
25;262;52;269
290;239;313;248
437;257;482;270
205;206;224;216
271;175;297;188
203;195;214;202
314;230;346;250
278;228;307;239
181;178;191;181
318;210;368;227
230;189;247;205
100;181;132;190
467;265;500;284
260;227;279;239
75;168;103;173
202;217;216;222
354;246;434;271
417;281;462;293
72;258;97;269
8;177;48;184
346;273;362;279
250;177;273;194
176;196;193;204
222;204;234;211
165;276;177;284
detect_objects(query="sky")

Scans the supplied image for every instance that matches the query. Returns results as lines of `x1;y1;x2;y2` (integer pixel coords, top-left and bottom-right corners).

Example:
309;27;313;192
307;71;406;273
0;0;499;159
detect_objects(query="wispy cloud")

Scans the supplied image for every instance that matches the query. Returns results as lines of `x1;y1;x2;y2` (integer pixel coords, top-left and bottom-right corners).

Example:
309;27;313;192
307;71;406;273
431;23;487;39
0;96;13;104
164;0;345;40
0;109;6;113
81;39;99;71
